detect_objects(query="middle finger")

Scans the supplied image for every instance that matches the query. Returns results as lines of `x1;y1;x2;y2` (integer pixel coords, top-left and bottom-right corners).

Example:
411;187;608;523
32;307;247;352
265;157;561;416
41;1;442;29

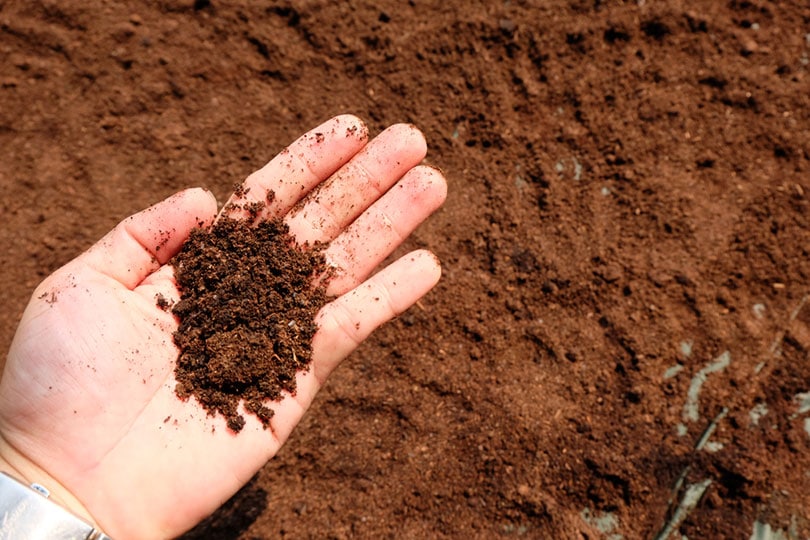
284;123;427;245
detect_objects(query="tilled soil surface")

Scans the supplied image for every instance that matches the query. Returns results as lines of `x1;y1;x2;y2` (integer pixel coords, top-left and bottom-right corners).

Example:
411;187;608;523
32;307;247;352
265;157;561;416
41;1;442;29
1;1;809;538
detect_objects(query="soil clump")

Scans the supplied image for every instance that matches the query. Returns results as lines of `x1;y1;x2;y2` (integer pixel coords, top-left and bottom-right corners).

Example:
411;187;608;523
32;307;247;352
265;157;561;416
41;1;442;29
171;213;331;433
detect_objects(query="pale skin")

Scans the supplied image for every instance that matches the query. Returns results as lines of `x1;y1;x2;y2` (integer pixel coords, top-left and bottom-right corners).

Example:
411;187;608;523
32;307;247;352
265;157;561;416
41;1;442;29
0;115;447;539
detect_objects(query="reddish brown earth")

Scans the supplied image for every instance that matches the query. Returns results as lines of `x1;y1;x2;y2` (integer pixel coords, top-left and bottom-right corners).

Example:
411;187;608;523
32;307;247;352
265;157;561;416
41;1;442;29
1;1;810;538
171;214;332;434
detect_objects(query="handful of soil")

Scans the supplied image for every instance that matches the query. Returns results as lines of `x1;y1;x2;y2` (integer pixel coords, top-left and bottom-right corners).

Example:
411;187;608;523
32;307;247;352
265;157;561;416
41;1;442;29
169;214;333;433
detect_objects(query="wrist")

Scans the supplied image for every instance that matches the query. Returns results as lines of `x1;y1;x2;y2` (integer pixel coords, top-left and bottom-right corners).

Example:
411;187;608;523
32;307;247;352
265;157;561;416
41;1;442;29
0;434;99;530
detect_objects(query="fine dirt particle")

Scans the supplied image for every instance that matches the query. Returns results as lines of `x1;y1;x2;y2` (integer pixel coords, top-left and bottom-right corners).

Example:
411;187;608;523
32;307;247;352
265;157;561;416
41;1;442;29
170;216;332;433
155;293;171;311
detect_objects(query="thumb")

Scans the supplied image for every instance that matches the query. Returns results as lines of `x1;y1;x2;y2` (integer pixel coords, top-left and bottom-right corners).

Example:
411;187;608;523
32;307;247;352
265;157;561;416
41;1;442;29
76;188;218;289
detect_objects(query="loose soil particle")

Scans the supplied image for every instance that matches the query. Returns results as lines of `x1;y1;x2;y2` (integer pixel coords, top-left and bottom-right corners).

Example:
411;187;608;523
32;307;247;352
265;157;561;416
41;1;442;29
171;214;332;433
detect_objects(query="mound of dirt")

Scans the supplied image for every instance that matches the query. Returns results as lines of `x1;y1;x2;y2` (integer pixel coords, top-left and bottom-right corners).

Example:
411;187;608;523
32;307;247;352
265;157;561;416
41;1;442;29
171;213;331;433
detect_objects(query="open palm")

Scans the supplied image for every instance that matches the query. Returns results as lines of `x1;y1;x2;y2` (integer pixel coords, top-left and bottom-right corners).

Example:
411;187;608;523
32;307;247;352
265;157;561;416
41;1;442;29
0;115;446;539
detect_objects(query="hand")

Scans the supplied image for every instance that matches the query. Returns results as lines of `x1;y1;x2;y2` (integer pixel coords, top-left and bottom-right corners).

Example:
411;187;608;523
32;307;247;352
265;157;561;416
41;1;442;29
0;115;446;539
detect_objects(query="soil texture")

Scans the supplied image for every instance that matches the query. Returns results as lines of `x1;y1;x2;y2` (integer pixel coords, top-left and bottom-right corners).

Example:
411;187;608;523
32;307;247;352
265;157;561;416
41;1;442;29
172;213;331;433
1;1;810;538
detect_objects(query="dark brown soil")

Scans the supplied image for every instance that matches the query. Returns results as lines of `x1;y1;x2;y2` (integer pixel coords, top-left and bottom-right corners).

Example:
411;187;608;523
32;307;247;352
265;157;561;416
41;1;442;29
171;214;331;433
1;1;809;538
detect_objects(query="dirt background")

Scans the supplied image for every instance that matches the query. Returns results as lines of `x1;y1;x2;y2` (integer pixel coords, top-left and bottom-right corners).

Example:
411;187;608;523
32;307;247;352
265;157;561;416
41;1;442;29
1;1;810;538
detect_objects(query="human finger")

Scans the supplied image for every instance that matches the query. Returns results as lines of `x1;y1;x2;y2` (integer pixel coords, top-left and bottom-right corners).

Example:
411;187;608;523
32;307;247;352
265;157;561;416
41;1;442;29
262;249;441;443
284;123;427;245
312;249;440;384
323;165;447;295
221;114;369;221
77;188;217;289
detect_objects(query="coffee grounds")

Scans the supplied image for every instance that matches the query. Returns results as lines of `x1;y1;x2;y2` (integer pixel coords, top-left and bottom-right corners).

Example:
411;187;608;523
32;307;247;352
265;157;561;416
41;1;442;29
170;214;332;433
